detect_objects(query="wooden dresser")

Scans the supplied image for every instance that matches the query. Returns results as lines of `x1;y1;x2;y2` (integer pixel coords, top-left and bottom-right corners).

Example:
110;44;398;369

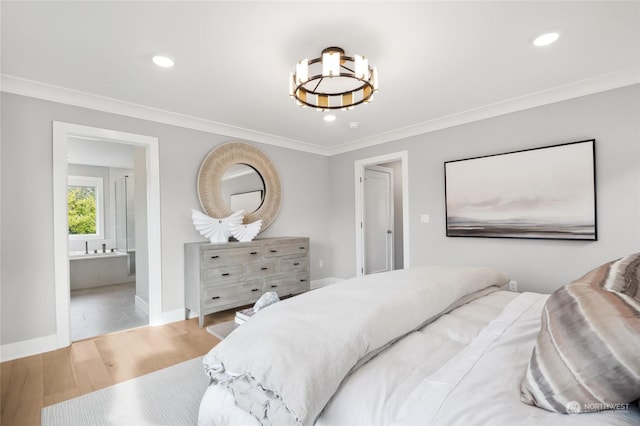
184;237;310;327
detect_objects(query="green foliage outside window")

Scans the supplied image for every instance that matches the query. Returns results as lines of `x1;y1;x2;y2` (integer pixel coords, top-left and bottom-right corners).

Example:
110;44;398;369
68;186;97;234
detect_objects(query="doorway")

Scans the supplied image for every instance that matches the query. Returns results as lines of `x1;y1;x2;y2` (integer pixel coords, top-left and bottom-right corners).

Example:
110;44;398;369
66;140;144;341
355;151;410;277
53;122;162;348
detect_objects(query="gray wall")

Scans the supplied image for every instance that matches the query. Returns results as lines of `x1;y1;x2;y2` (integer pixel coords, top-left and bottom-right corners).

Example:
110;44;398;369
330;85;640;294
2;85;638;348
0;92;332;346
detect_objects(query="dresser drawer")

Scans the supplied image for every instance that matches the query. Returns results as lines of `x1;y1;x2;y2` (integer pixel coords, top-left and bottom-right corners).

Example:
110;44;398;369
264;273;309;297
263;241;309;258
280;256;308;273
202;246;262;266
203;280;262;309
203;265;243;285
244;259;279;277
185;238;310;328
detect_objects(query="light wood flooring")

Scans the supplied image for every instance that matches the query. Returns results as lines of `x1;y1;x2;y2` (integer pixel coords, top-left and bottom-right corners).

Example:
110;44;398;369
1;310;234;426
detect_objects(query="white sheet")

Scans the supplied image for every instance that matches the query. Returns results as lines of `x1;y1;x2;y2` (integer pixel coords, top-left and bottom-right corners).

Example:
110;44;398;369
317;291;519;426
389;292;640;426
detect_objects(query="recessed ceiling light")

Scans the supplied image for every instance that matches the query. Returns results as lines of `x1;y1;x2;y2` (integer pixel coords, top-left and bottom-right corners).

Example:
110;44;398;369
533;32;560;47
349;122;360;129
152;55;174;68
323;114;337;122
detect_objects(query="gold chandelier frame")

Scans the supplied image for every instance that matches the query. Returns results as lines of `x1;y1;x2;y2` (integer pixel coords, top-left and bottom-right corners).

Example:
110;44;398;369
289;47;379;111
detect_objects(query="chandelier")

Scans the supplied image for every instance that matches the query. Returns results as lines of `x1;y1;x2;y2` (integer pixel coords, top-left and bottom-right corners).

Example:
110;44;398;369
289;47;379;111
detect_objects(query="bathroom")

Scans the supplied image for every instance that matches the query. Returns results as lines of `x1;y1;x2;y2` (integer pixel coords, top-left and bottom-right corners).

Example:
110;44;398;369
67;137;148;341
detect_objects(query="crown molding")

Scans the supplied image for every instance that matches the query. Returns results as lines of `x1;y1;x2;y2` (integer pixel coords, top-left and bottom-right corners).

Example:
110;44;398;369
327;67;640;156
3;68;638;158
0;74;331;156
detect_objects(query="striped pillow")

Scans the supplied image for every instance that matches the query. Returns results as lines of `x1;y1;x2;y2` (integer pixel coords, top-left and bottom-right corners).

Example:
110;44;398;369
520;253;640;414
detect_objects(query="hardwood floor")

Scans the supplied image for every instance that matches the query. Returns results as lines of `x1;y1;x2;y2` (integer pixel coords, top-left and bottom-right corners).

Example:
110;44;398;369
1;310;234;426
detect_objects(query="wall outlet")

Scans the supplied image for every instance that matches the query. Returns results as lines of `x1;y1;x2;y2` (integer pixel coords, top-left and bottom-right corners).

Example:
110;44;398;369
319;260;323;268
508;280;518;292
420;214;430;224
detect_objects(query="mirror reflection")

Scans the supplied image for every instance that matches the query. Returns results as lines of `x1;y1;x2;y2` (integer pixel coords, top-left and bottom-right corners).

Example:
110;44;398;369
220;164;265;214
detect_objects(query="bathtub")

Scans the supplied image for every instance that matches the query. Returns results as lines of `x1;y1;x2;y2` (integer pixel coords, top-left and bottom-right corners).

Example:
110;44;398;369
69;250;135;290
69;250;128;259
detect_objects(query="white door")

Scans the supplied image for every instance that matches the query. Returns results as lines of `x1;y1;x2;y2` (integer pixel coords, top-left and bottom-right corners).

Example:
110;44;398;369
363;167;394;274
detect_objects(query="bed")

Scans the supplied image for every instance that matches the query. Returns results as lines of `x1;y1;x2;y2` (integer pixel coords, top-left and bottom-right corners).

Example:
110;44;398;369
197;255;640;426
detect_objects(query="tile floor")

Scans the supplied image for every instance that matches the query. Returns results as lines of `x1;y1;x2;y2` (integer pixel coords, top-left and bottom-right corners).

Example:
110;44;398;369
70;282;148;341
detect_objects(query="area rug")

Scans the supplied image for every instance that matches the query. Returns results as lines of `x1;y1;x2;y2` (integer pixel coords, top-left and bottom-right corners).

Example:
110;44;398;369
41;357;208;426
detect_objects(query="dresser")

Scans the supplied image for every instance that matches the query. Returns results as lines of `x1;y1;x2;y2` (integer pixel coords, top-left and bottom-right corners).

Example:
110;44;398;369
184;237;310;327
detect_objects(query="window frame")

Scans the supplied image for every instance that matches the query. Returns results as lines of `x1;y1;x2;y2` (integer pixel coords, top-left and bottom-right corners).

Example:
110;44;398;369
67;175;104;240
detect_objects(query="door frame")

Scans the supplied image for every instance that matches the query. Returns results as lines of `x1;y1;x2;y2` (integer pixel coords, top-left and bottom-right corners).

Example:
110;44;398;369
355;151;409;277
52;122;162;348
363;165;395;274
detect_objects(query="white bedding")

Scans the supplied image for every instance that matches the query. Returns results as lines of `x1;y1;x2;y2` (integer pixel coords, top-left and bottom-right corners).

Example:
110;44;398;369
198;275;640;426
200;265;508;425
316;290;519;426
388;292;639;425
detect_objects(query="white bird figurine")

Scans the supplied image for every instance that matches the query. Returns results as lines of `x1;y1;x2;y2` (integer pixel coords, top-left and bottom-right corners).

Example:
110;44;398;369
191;209;244;243
229;219;263;242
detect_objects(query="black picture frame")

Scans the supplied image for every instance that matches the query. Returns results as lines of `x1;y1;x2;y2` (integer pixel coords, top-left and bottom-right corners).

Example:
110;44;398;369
444;139;597;240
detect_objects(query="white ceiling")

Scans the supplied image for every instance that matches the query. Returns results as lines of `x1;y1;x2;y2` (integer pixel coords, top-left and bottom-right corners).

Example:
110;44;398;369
2;1;639;156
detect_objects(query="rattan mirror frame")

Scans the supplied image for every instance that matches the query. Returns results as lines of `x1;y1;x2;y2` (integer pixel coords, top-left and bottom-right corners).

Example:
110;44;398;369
197;142;281;231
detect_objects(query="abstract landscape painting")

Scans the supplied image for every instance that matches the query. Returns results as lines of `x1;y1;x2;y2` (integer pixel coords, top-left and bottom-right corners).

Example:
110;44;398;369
445;140;596;240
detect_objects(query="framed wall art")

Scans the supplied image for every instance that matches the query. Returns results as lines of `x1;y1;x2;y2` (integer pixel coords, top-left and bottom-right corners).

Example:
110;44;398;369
444;139;596;240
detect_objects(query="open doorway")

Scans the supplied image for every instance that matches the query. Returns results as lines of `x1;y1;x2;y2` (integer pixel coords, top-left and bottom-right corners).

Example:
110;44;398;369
66;139;145;340
355;151;410;277
52;122;162;348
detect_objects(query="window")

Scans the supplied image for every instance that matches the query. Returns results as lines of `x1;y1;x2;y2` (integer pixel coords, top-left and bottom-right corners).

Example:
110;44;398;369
67;175;104;239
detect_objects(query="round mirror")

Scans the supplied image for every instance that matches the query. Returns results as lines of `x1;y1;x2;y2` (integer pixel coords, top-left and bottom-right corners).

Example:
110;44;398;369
197;142;281;231
220;164;265;214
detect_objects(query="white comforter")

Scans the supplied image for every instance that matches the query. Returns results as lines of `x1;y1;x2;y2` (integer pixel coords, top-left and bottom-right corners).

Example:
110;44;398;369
199;289;640;425
201;265;509;426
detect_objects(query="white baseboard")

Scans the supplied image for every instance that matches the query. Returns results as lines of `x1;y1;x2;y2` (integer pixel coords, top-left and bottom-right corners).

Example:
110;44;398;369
150;308;187;326
2;307;186;361
310;277;344;290
135;295;150;316
0;334;58;362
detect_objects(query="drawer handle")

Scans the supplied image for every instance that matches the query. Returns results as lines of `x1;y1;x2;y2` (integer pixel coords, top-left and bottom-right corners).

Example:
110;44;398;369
261;267;268;270
221;273;230;277
251;288;260;292
211;296;220;300
300;279;307;282
293;262;300;266
270;249;278;253
211;255;219;259
299;247;305;250
270;284;278;288
250;251;258;255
